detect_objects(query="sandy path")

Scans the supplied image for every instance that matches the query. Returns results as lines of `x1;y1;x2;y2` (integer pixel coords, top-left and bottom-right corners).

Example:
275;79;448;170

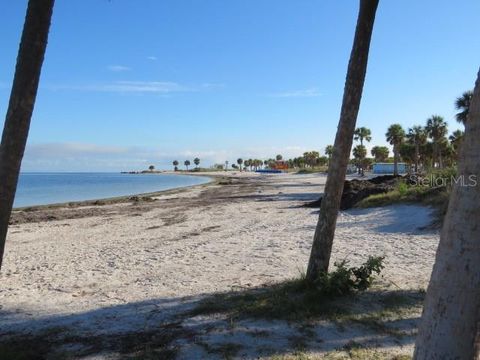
0;173;439;357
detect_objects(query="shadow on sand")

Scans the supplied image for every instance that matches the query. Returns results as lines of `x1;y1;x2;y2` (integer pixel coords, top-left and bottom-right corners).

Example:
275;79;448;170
0;282;425;359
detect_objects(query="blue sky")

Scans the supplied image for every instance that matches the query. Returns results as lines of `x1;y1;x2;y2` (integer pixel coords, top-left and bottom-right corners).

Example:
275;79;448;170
0;0;479;171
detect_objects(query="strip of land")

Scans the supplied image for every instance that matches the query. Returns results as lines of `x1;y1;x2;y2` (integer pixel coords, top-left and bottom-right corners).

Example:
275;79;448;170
0;172;439;359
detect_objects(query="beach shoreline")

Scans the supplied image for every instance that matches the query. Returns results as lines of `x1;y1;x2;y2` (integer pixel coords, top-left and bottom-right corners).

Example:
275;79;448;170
12;172;219;212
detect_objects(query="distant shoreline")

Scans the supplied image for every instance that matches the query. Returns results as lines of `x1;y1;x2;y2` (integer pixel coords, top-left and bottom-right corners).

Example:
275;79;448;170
126;170;216;180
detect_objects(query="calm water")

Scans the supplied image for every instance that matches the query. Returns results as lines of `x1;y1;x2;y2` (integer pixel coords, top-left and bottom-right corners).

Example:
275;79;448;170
14;173;210;208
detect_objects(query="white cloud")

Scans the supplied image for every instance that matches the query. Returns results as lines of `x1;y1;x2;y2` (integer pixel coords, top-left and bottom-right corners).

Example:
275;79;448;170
45;81;192;94
201;83;225;89
146;56;157;61
107;65;131;72
25;143;130;157
267;88;322;98
23;143;159;172
101;81;190;93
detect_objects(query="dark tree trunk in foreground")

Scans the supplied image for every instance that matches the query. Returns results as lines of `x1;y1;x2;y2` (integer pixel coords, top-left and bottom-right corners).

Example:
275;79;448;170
306;0;379;280
0;0;55;270
414;68;480;359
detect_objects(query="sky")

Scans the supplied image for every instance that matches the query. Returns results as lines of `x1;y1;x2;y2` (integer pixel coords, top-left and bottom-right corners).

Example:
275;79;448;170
0;0;479;172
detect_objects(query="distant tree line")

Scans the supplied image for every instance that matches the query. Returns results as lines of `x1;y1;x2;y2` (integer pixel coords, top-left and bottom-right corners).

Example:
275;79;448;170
165;90;470;175
348;91;471;176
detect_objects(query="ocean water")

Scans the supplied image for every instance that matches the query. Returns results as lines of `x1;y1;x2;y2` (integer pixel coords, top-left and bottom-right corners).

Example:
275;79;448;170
13;172;210;208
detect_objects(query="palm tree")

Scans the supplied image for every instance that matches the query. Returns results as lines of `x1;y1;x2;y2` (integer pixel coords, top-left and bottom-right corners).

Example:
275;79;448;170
306;0;379;280
237;158;243;171
354;126;372;146
303;151;320;168
184;160;190;171
414;68;480;359
449;129;464;155
352;145;367;175
276;154;283;161
325;145;334;167
386;124;405;176
455;90;473;125
0;0;55;269
399;142;416;167
148;165;155;171
294;157;305;169
406;126;427;173
371;145;389;162
172;160;179;171
194;157;200;168
439;140;455;168
426;115;448;168
324;145;334;157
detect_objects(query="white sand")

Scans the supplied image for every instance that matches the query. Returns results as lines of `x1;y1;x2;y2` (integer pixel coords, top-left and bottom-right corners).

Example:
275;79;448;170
0;173;439;358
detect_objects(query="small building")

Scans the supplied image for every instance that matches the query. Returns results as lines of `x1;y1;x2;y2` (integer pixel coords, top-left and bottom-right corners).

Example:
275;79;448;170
372;162;407;174
271;160;289;171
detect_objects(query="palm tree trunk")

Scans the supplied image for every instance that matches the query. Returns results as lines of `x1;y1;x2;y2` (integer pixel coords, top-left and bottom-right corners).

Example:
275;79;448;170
414;68;480;359
393;145;399;176
414;142;419;173
0;0;55;270
306;0;379;280
438;148;443;169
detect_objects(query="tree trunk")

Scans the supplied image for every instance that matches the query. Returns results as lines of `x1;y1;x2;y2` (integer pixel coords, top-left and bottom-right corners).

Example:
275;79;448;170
0;0;55;270
393;145;399;176
432;143;438;168
414;142;419;173
438;148;443;169
414;68;480;359
306;0;379;280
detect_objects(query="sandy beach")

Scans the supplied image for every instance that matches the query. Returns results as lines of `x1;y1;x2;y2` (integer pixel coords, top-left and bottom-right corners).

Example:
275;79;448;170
0;172;439;359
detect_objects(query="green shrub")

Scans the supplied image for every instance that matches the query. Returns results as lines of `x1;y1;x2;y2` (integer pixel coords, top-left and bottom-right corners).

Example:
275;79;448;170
396;181;408;196
295;166;328;174
314;256;385;295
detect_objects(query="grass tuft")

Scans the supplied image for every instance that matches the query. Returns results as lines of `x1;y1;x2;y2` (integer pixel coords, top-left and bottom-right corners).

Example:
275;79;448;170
356;183;447;208
190;257;385;321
